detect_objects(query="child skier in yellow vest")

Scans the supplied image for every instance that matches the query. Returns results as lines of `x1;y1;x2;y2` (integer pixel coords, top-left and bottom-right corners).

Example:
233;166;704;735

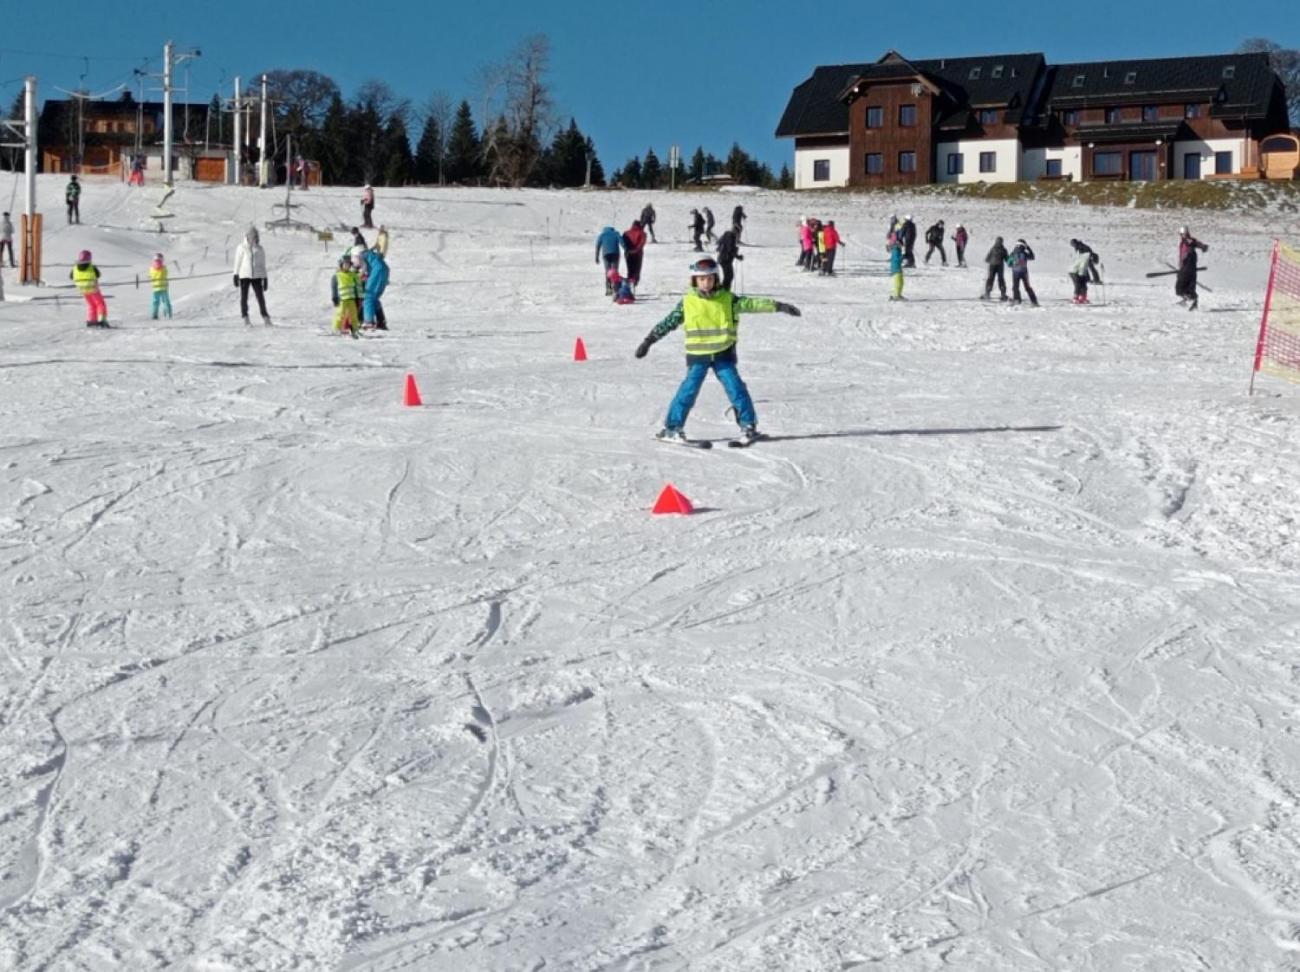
634;257;801;446
70;249;108;327
331;255;361;338
149;253;172;319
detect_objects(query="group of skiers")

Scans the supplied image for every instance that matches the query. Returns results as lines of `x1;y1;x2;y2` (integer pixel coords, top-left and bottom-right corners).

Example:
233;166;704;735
796;218;843;276
330;225;391;336
689;205;747;252
63;248;172;328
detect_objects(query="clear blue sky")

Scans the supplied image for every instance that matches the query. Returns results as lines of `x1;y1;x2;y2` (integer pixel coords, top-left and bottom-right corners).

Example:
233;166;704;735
3;0;1296;175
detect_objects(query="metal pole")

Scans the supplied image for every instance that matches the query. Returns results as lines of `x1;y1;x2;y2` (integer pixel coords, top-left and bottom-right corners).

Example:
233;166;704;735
163;40;174;187
25;76;37;220
233;76;242;186
259;74;268;188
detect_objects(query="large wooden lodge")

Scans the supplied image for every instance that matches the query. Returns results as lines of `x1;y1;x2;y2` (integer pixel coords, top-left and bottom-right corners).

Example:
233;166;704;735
776;50;1296;189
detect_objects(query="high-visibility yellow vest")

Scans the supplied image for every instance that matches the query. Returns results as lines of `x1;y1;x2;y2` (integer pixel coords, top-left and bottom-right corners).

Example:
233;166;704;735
682;289;738;356
149;266;168;292
71;265;99;293
335;269;360;302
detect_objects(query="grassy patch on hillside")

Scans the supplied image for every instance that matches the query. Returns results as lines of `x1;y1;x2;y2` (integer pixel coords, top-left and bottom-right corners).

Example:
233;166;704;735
850;179;1300;212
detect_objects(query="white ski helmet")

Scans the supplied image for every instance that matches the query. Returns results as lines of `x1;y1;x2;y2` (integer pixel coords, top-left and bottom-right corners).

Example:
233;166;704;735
1179;226;1189;236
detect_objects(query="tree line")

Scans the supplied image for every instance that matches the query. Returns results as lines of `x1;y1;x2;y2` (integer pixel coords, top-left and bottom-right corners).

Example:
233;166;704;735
611;144;792;190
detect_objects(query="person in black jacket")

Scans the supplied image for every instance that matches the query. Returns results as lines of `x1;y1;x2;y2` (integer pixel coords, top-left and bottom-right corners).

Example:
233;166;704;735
703;207;716;243
1175;226;1208;310
901;216;917;267
640;203;657;243
981;236;1008;300
690;209;705;251
1070;238;1102;283
923;220;947;265
732;205;746;243
715;228;742;290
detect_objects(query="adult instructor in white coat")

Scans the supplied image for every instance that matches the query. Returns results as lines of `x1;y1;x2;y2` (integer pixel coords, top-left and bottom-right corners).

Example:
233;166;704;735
233;226;272;325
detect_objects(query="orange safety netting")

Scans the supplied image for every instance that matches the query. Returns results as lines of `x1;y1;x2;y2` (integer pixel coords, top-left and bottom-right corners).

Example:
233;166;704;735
1253;241;1300;386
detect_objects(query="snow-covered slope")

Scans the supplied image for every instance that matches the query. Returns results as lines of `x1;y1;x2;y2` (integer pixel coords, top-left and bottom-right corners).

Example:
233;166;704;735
1;175;1299;970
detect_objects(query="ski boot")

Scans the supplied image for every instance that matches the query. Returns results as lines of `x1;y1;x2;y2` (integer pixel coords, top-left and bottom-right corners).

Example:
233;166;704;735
655;428;687;443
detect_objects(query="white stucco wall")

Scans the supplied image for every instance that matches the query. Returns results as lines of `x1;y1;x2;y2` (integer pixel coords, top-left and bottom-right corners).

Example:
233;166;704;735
935;139;1021;184
1020;146;1084;182
794;146;850;190
1173;137;1249;179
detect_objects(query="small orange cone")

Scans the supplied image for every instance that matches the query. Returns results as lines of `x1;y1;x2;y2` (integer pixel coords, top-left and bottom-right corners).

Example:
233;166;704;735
573;337;588;362
403;373;423;407
652;483;694;515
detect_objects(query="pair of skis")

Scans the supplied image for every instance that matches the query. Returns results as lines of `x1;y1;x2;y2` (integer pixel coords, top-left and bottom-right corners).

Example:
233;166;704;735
656;432;768;450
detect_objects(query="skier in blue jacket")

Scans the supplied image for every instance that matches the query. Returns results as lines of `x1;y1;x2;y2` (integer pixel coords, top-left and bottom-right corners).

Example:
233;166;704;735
595;226;622;294
362;248;390;329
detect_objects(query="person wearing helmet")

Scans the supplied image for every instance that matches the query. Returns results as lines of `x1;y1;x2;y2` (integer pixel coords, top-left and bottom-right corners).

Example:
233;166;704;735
981;236;1008;300
924;219;947;266
634;257;801;446
1006;238;1037;305
621;219;647;290
887;231;905;301
360;184;375;228
330;254;362;338
900;215;917;267
952;223;969;268
1070;238;1102;283
1176;227;1208;310
70;249;108;327
148;252;172;319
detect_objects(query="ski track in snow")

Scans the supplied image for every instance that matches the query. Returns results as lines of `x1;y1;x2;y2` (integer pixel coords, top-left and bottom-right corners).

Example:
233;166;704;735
1;178;1299;970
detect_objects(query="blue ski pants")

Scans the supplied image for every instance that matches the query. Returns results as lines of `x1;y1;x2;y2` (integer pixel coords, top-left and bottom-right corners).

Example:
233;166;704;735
151;291;172;319
666;357;755;431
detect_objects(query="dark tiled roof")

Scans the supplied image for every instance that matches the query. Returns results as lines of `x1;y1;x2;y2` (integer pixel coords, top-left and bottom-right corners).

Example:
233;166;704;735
777;52;1045;137
39;98;212;127
1045;52;1277;117
775;63;874;137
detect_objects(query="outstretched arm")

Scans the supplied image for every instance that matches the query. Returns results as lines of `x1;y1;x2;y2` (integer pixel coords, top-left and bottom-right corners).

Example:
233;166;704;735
634;299;686;357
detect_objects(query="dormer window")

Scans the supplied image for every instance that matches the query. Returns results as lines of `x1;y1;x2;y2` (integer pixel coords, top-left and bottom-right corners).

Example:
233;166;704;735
1102;68;1111;79
991;65;1004;79
968;67;981;80
1124;71;1137;84
1072;75;1086;88
1222;65;1235;79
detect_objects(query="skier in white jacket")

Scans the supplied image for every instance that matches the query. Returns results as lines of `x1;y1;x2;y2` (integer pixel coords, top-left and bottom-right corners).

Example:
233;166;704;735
233;226;271;325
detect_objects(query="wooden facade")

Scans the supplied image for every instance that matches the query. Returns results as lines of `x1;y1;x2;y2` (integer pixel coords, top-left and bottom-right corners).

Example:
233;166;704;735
778;50;1290;188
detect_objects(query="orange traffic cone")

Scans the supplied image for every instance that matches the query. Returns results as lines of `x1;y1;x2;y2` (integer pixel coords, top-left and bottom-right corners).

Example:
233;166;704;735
652;483;694;515
403;373;423;407
574;337;588;362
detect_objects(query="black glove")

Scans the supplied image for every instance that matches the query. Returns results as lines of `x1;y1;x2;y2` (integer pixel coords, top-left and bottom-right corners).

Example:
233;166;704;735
233;275;239;288
634;338;653;359
736;254;744;261
774;302;801;317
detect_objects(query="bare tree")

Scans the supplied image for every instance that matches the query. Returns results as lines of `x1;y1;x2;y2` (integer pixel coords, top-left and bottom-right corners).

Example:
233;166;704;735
416;92;454;184
1239;38;1300;124
477;34;555;187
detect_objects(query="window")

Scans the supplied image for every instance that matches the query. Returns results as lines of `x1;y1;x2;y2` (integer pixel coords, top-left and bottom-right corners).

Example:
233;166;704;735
1215;150;1233;174
978;108;1000;125
1106;107;1123;124
866;106;883;129
1093;151;1122;176
1062;109;1078;126
991;65;1004;79
1185;103;1202;119
979;151;996;173
1072;74;1086;88
1045;158;1063;177
1125;71;1138;85
1222;65;1235;79
947;153;964;175
899;104;917;127
968;67;982;80
865;152;883;175
1142;105;1159;122
812;159;831;182
898;151;917;173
